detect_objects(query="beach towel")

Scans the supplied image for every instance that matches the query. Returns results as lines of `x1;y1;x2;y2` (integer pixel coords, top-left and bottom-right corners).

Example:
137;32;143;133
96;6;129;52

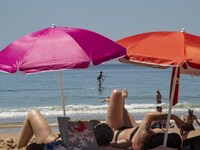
57;117;99;150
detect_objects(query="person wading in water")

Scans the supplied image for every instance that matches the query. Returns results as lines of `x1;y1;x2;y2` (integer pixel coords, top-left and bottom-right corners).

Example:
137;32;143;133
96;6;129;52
97;71;105;88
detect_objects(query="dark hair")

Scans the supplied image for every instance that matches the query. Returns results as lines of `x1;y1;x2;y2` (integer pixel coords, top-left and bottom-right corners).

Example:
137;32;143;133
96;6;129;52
93;123;114;145
145;133;182;150
89;119;101;128
156;106;162;109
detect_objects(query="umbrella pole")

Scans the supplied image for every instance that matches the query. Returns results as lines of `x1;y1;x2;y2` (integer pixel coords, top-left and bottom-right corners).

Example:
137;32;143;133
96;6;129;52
163;67;179;146
58;71;66;117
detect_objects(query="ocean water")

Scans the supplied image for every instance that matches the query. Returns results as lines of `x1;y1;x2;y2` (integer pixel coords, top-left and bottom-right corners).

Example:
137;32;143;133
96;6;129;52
0;63;200;125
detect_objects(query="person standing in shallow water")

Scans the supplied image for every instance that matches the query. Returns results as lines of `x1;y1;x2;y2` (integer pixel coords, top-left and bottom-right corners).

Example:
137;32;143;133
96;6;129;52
97;71;105;88
155;90;162;104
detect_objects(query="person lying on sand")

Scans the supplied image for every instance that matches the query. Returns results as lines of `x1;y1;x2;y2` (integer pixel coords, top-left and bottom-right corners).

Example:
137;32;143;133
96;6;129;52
102;89;183;149
18;89;191;150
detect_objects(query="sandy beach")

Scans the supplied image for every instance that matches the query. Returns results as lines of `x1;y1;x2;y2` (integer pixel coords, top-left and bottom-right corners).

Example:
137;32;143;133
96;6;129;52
1;124;200;150
0;125;56;150
0;125;30;150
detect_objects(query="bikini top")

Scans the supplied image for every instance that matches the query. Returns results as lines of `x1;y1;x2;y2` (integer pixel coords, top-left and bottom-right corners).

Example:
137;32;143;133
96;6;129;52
115;126;139;142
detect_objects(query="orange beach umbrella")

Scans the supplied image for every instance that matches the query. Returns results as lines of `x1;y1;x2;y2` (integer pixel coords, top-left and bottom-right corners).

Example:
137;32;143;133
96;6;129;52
116;30;200;146
117;30;200;73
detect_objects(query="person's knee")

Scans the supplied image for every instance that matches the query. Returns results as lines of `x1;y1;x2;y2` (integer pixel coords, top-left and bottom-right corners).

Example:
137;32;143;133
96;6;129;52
27;109;40;118
110;89;122;101
112;89;122;96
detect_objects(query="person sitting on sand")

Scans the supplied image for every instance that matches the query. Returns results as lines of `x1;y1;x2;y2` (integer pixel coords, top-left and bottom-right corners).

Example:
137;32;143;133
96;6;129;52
18;89;190;150
183;109;200;127
151;106;163;129
151;106;174;129
180;109;200;139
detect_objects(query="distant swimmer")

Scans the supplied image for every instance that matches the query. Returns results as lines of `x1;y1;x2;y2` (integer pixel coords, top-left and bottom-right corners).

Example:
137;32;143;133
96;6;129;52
97;71;105;88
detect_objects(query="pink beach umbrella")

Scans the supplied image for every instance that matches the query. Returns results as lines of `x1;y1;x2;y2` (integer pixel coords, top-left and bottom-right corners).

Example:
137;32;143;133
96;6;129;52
0;24;126;116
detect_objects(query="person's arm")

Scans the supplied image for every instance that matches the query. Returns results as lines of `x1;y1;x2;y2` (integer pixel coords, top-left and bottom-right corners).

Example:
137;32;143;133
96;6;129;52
109;139;132;149
143;112;185;129
194;116;200;126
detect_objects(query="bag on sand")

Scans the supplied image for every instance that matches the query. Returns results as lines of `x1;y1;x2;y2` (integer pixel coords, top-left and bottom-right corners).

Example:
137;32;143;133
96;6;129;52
57;117;99;150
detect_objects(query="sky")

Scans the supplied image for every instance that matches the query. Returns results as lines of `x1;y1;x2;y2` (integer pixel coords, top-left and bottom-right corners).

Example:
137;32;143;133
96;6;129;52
1;0;200;51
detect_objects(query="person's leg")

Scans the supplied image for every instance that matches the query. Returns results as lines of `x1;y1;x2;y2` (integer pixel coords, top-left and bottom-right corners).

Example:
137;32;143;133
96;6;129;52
171;114;185;128
181;131;189;140
106;89;139;129
106;89;124;130
98;79;101;86
123;109;139;127
17;109;57;149
121;89;139;127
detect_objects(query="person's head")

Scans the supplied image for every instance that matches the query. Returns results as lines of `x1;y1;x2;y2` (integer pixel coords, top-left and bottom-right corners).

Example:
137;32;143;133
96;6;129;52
89;119;101;128
100;71;103;74
156;106;162;112
93;123;114;145
142;133;182;150
188;109;193;115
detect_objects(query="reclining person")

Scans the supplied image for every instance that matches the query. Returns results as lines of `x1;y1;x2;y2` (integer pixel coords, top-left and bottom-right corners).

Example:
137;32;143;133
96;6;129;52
18;89;187;150
105;89;182;149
